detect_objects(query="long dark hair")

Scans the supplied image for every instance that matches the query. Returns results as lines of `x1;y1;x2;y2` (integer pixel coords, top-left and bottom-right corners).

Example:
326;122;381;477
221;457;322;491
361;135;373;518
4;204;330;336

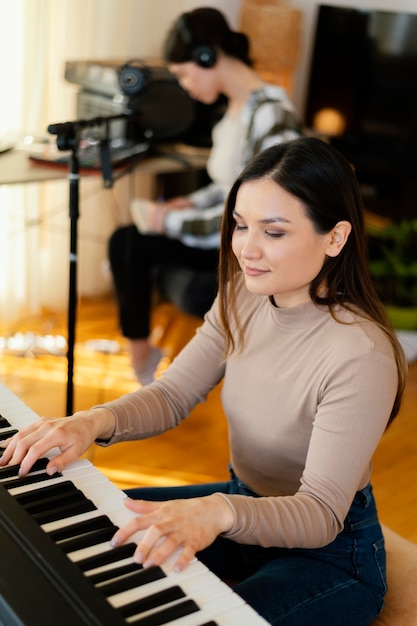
219;136;407;424
163;8;253;67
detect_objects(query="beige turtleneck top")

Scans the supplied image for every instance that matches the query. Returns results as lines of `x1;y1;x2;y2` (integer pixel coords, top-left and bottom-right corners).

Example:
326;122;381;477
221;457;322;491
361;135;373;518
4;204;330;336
98;274;398;549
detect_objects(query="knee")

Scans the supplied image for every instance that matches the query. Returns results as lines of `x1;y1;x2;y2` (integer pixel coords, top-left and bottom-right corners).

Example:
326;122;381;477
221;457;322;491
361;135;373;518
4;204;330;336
182;273;217;318
108;225;135;261
156;267;217;318
108;225;142;276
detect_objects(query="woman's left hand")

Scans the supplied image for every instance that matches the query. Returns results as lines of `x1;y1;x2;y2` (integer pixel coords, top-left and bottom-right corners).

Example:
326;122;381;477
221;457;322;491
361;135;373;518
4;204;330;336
111;494;234;572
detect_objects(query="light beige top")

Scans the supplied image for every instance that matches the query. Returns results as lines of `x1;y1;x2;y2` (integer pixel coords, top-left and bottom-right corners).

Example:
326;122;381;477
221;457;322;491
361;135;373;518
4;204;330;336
98;273;398;549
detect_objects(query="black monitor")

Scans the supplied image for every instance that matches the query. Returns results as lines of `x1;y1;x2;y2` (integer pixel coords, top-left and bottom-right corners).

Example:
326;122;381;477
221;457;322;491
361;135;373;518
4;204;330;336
304;5;417;219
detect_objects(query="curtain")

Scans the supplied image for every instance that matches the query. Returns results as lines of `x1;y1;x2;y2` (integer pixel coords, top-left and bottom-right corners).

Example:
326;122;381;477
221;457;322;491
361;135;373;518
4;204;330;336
0;0;240;326
1;1;45;323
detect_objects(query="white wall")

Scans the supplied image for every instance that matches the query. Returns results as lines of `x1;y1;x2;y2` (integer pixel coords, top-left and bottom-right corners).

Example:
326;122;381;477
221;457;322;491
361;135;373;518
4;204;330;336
43;0;241;134
289;0;417;118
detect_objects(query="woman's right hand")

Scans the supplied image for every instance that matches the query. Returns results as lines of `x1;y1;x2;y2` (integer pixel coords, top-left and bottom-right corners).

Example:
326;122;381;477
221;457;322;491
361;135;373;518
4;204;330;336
0;407;115;477
144;197;194;233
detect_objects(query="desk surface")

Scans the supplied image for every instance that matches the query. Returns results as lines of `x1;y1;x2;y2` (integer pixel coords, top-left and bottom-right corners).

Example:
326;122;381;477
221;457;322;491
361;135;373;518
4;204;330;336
0;149;68;185
0;145;208;186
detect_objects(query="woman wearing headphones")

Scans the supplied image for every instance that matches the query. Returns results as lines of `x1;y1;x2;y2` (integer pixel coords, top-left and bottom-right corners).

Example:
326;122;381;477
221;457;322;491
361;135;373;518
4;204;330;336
109;7;300;385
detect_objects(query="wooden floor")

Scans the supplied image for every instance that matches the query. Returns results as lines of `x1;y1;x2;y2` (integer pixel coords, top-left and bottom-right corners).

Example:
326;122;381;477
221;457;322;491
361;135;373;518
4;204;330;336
1;295;416;543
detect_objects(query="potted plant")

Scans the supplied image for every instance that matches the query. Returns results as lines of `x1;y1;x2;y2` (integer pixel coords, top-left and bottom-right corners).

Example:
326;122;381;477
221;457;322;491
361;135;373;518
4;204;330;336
367;218;417;329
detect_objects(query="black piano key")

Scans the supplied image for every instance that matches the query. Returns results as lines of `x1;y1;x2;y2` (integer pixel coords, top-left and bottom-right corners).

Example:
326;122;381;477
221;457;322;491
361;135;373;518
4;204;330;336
76;542;137;572
0;457;49;479
58;525;119;554
87;560;143;585
48;514;115;542
98;565;166;598
129;598;200;626
119;585;186;619
14;480;76;505
0;416;11;428
20;488;86;516
1;470;62;490
0;429;18;440
31;498;97;525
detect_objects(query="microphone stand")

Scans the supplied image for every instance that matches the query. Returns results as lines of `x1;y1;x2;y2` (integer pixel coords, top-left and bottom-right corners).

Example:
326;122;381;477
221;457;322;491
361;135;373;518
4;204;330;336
48;112;133;415
67;140;79;417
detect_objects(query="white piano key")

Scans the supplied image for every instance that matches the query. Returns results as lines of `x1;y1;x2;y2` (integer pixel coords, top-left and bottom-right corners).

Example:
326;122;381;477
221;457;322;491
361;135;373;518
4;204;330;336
122;585;245;625
109;570;226;612
68;539;120;563
42;507;117;534
40;490;139;534
7;463;110;496
84;555;139;578
0;426;17;435
105;560;218;608
0;466;49;485
151;594;268;626
209;603;269;626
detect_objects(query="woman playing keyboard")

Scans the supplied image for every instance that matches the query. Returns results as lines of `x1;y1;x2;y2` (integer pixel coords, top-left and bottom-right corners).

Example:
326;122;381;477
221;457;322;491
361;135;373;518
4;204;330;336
1;137;407;626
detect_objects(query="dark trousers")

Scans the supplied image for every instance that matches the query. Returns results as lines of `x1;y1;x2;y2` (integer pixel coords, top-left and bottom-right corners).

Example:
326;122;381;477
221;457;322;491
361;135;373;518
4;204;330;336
126;476;387;626
108;225;218;339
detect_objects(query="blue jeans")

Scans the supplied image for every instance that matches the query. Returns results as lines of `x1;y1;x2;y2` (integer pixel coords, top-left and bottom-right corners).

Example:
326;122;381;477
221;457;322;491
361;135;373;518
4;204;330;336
126;470;387;625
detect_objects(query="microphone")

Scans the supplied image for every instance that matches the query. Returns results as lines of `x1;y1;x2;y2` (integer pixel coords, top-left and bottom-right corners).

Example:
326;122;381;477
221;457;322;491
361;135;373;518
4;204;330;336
118;60;153;99
47;122;76;136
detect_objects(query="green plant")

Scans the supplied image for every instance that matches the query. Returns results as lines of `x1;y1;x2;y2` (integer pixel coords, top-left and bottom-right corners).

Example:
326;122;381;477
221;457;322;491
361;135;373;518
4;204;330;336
367;219;417;309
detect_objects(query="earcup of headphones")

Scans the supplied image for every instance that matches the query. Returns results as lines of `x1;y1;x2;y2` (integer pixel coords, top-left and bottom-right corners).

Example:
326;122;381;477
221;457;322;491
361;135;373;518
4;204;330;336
192;45;217;68
176;12;217;69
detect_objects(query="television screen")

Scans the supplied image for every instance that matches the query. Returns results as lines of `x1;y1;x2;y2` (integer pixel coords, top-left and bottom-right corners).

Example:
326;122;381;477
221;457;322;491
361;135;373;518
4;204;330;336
304;5;417;219
305;5;417;141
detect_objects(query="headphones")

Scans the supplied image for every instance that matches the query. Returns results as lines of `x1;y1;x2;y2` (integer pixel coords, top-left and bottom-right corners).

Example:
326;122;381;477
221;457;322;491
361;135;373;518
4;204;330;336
176;13;217;68
118;59;153;98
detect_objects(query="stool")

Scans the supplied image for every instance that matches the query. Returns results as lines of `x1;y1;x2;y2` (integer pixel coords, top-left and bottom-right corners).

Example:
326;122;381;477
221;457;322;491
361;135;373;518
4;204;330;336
156;265;217;319
371;525;417;625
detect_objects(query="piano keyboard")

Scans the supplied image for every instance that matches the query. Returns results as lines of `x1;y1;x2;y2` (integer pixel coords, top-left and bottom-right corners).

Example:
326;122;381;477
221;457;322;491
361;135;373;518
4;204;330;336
0;384;268;626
